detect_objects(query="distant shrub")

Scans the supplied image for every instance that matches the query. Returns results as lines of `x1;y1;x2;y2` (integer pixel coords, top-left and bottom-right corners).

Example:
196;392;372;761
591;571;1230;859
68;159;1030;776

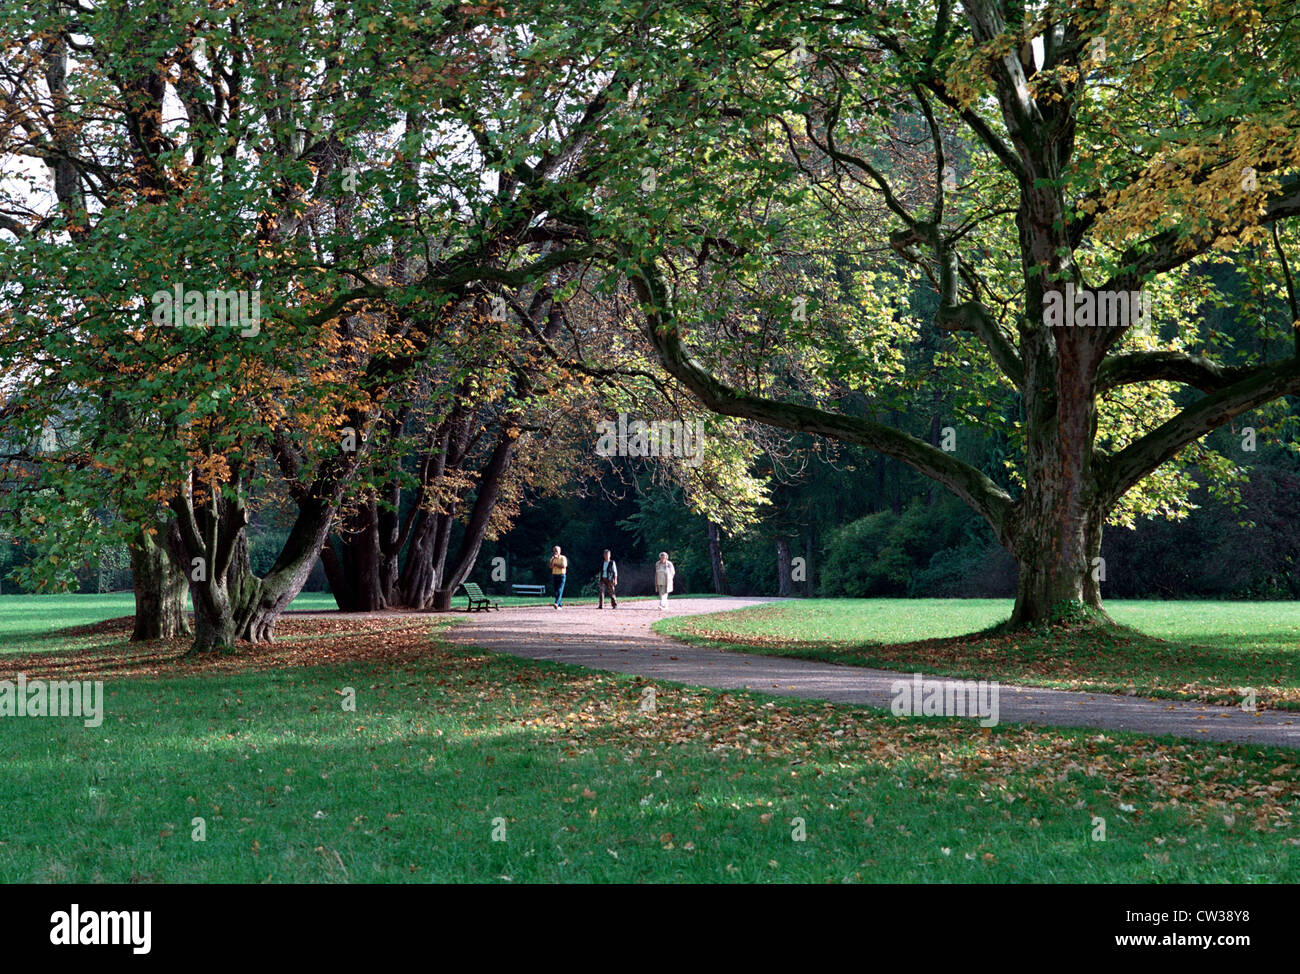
821;500;973;597
910;537;1017;597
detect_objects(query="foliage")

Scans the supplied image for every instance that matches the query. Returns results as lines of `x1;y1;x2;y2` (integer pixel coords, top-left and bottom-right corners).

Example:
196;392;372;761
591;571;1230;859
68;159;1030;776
822;500;974;597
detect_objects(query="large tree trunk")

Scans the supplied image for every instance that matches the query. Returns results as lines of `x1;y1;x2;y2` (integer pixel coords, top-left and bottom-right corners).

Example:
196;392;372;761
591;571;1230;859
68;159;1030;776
707;520;729;595
187;515;332;650
429;432;519;610
398;416;465;610
1008;319;1109;627
188;525;261;653
326;496;402;611
189;568;246;653
1010;509;1107;626
130;521;191;640
775;535;792;597
191;598;238;652
399;509;443;610
1009;509;1099;627
240;496;339;642
319;540;351;610
803;532;815;597
172;475;337;652
173;489;249;654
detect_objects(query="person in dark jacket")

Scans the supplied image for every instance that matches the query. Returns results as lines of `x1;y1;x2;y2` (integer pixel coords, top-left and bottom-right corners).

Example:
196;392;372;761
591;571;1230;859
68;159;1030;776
598;550;618;609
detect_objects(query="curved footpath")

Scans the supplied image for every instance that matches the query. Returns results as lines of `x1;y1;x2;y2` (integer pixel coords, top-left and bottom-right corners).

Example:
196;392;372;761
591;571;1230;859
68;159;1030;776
445;597;1300;750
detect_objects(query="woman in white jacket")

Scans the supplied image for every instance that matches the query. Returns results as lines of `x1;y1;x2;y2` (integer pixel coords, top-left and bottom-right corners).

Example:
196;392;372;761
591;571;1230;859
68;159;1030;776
654;552;675;610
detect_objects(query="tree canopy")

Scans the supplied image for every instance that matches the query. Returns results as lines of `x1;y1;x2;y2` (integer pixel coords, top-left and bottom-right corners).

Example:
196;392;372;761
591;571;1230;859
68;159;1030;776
3;0;1299;642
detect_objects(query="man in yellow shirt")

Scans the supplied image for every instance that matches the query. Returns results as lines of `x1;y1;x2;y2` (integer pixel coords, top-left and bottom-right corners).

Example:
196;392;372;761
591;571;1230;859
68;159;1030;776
549;546;568;609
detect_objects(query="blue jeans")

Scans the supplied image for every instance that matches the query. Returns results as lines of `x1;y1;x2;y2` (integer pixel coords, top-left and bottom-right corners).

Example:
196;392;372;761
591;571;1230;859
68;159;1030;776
553;573;566;606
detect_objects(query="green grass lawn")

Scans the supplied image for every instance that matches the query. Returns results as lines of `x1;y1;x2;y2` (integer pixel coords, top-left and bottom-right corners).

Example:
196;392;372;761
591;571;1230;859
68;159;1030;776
0;589;698;654
0;591;342;656
658;599;1300;709
0;593;147;646
0;594;1297;882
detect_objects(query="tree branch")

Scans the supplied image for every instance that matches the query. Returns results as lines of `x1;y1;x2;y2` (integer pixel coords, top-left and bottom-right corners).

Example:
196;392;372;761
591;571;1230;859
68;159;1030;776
630;258;1016;543
1103;178;1300;291
1096;350;1255;393
1097;356;1300;507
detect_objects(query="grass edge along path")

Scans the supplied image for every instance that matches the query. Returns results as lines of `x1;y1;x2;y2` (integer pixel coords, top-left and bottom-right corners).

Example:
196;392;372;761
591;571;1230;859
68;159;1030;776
656;599;1300;712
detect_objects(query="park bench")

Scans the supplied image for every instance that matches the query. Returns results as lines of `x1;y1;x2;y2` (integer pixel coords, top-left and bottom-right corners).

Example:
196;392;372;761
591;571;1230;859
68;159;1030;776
459;581;500;612
510;583;546;596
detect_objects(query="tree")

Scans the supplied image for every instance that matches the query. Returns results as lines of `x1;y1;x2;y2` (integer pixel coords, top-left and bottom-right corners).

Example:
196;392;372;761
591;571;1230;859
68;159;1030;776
540;0;1300;626
320;288;604;611
12;0;1296;640
1;0;611;649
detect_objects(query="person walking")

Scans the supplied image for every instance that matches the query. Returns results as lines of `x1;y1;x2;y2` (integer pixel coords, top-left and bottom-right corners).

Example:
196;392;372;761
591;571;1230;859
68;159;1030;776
549;545;568;609
598;550;618;609
654;551;675;611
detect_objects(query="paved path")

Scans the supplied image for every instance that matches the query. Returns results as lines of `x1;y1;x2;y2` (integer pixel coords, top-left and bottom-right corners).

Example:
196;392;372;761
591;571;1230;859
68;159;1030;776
446;597;1300;750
